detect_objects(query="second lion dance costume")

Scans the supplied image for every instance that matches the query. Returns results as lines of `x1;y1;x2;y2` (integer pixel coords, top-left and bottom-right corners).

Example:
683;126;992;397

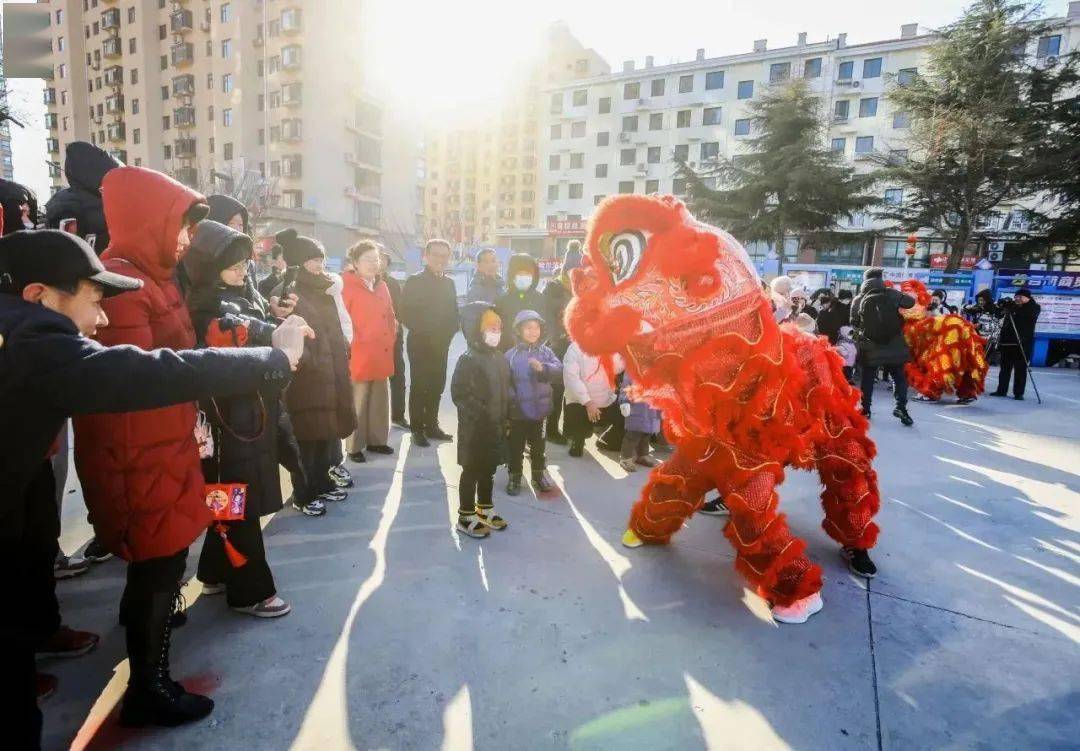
564;194;882;624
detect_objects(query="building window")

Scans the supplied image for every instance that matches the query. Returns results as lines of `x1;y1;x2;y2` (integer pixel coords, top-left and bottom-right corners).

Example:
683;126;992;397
618;181;634;194
703;106;721;125
834;100;850;120
258;129;265;145
769;62;790;83
58;63;66;79
650;78;665;96
703;71;728;92
892;111;910;129
592;195;604;205
569;183;583;199
649;113;663;130
547;185;559;200
163;115;170;130
56;9;63;24
570;153;584;169
816;240;865;265
701;142;719;160
129;37;136;54
804;58;822;78
207;73;214;90
161;85;169;100
882;239;930;268
647;146;661;164
598;97;611;114
58;36;65;52
220;3;231;23
127;7;135;23
859;97;878;117
133;128;140;144
550;93;562;113
734;118;751;136
674;144;689;161
897;67;917;86
224;142;233;161
208;105;214;121
831;137;846;152
163;144;172;159
863;57;882;78
550;124;561;140
622;115;638;132
676;110;691;128
209;137;215;154
676;74;692;92
597;131;609;147
222;39;232;58
572;89;587;107
620;148;636;166
549;154;560;170
282;190;303;210
222;74;233;93
838;61;854;80
206;40;212;56
645;179;660;193
595;163;608;178
884;188;903;205
1037;35;1061;58
623;82;640;99
855;135;874;154
131;98;139;114
737;80;753;99
571;121;586;138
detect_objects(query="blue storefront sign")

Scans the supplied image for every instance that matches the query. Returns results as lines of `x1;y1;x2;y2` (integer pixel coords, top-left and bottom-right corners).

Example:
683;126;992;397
992;269;1080;365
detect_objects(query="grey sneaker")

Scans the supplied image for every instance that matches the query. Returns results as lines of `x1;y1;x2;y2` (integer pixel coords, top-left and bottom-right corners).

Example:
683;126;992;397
53;554;90;580
232;595;291;618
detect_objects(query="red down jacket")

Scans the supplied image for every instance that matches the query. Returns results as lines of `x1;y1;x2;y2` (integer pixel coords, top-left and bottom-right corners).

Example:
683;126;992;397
341;270;397;382
73;167;208;562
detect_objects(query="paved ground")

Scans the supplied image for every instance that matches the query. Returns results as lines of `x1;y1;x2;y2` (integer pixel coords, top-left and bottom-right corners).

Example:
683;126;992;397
44;345;1080;750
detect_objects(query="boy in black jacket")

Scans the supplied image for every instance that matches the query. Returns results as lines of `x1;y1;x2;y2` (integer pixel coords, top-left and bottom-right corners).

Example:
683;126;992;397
451;302;511;539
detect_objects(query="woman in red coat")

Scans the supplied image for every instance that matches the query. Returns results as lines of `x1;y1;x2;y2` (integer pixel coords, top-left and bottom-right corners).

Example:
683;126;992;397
71;166;216;727
342;240;397;462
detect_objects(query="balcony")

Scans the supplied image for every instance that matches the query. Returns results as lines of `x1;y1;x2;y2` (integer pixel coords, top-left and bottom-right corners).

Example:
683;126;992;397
175;167;198;187
104;65;123;86
105;94;125;114
170;9;193;34
174;138;197;158
103;36;122;59
47;138;60;154
108;149;127;164
281;118;303;142
102;8;121;30
281;44;302;70
45;113;58;130
282;155;303;178
173;106;196;128
171;74;195;97
171;43;195;67
281;82;302;106
106;122;126;142
44;88;57;105
281;8;302;34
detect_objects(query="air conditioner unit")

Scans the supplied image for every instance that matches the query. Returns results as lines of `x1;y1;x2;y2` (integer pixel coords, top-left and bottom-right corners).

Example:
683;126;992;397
851;80;861;89
1045;54;1059;66
988;250;1004;262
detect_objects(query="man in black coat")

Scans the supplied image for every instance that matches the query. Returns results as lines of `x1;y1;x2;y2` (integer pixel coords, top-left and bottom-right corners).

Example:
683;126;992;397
379;250;409;427
541;244;582;443
401;239;459;446
494;252;545;351
851;268;916;426
0;229;304;750
815;290;851;345
44;141;122;253
989;287;1041;400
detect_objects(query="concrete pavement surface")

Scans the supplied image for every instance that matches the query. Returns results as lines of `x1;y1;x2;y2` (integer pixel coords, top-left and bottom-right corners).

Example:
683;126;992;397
44;345;1080;750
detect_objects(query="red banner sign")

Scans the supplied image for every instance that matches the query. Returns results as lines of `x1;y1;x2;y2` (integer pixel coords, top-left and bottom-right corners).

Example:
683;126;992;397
929;253;978;270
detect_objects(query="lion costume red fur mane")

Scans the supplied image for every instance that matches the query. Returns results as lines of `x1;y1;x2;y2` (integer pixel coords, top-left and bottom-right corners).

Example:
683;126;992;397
565;195;881;609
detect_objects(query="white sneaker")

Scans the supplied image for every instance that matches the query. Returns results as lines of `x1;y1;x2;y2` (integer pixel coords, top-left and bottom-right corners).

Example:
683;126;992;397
771;592;824;624
232;595;291;618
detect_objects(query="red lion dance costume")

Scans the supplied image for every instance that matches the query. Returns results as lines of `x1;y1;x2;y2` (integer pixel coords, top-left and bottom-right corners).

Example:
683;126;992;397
894;279;988;402
565;195;881;623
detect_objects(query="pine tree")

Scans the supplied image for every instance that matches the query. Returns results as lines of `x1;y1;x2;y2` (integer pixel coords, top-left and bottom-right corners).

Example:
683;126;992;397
677;78;876;260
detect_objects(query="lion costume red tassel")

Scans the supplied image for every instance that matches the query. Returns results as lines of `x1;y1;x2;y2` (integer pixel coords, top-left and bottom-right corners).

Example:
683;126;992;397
565;195;881;620
894;279;988;401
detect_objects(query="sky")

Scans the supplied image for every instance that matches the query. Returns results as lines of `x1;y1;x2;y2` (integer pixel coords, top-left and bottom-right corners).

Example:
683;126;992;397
13;0;1057;197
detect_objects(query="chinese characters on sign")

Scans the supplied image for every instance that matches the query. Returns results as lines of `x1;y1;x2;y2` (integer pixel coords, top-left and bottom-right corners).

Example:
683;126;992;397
546;218;587;237
995;270;1080;336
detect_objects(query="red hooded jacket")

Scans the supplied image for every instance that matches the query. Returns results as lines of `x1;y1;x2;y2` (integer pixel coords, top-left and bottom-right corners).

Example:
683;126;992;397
73;167;208;562
341;271;397;382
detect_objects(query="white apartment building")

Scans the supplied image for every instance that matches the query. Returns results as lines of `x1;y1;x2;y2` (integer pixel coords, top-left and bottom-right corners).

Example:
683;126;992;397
540;6;1080;266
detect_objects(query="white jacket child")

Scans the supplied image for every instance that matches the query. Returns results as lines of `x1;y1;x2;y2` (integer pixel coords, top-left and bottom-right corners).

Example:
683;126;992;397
563;342;624;408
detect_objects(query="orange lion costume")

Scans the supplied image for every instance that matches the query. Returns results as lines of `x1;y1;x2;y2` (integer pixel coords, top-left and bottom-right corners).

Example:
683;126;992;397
895;279;988;402
565;195;881;623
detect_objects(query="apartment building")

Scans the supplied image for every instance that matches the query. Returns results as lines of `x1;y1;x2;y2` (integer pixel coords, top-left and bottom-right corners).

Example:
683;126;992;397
39;0;383;252
0;12;13;181
423;22;609;256
540;5;1080;266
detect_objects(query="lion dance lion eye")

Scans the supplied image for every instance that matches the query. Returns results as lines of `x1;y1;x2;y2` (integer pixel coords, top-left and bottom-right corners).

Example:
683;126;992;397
609;231;649;285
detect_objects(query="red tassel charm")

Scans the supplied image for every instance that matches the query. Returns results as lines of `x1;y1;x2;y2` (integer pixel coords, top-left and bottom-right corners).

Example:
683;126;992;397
216;522;248;568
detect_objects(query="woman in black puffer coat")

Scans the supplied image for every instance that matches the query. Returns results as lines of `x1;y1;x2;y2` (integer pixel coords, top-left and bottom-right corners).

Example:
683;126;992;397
183;220;292;617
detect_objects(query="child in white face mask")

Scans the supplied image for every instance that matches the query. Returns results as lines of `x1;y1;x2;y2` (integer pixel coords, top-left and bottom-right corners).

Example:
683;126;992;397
493;252;544;350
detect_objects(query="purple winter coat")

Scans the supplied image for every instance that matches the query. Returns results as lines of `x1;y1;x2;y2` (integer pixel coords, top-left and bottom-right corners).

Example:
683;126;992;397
619;374;662;434
506;310;563;421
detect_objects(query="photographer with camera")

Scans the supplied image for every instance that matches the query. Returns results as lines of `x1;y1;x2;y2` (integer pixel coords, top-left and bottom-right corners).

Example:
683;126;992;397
989;287;1041;400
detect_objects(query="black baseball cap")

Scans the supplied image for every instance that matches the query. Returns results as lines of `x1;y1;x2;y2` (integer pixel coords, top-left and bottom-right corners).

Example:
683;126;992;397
0;229;142;297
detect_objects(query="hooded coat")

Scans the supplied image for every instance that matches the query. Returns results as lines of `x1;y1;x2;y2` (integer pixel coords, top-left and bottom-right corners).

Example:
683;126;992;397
451;302;511;468
505;310;563;421
0;178;38;235
72;166;212;562
851;277;915;367
205;194;250;235
44;141;122;253
494;253;544;350
182;221;285;518
541;276;573;356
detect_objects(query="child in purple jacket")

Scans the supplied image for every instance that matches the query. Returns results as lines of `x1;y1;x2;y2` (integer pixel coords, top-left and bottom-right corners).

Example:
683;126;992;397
505;310;563;495
618;373;662;472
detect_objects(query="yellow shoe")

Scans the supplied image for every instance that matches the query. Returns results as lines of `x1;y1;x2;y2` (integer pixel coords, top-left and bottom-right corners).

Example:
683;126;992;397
621;529;644;548
477;506;507;531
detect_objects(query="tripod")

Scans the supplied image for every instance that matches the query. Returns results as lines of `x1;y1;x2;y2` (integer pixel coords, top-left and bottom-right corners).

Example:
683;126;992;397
999;311;1042;405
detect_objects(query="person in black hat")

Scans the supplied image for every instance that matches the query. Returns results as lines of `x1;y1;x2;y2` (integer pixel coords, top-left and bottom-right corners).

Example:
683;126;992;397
0;177;39;235
990;287;1041;400
0;229;308;747
258;244;287;299
44;141;123;253
851;267;916;426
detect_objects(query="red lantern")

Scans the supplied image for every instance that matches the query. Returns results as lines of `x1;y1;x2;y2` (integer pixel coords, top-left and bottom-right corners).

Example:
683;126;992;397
905;234;919;257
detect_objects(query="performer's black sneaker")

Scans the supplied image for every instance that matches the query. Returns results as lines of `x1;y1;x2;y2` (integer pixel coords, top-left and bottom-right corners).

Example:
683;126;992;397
956;396;976;405
1013;395;1025;401
988;391;1007;397
426;427;453;441
698;497;730;516
893;406;914;426
841;547;877;578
